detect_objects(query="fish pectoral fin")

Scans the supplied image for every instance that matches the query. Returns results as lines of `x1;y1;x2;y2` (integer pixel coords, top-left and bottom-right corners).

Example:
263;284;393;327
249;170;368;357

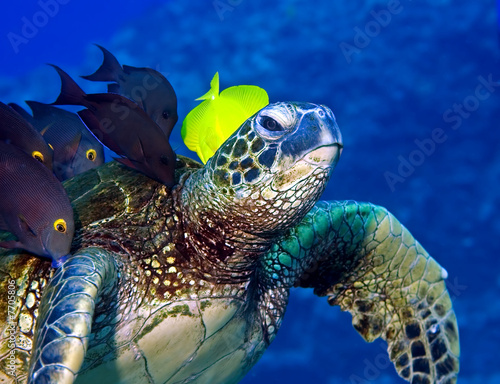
17;215;37;237
132;137;147;162
0;240;24;250
114;156;143;170
66;132;83;161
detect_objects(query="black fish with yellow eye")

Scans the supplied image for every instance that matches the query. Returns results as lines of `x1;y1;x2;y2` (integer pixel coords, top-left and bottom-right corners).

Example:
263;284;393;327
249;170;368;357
50;64;176;186
22;101;104;181
0;101;53;170
81;45;178;139
0;141;74;267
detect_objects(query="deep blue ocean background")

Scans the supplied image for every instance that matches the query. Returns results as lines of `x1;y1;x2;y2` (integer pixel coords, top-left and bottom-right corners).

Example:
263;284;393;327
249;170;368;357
1;1;498;383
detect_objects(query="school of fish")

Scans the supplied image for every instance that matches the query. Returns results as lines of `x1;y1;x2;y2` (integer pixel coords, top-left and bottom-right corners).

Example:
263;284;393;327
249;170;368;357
0;47;268;266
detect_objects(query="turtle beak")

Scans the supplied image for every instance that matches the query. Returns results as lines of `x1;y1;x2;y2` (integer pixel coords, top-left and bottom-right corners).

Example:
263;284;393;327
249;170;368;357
303;105;343;167
303;142;343;167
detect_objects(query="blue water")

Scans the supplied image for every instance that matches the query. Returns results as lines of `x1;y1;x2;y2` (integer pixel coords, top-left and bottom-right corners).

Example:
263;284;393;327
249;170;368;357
1;1;498;383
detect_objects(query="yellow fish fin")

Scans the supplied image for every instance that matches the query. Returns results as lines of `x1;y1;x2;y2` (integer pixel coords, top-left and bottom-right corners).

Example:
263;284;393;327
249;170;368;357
181;100;216;164
195;72;220;101
199;138;218;164
217;85;269;138
182;73;269;164
220;85;269;117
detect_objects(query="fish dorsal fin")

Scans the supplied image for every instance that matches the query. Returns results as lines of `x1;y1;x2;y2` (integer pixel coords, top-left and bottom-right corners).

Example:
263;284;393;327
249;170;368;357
196;72;220;101
81;44;123;83
220;85;269;118
8;103;35;124
49;64;87;106
0;102;54;170
182;73;269;164
26;100;53;120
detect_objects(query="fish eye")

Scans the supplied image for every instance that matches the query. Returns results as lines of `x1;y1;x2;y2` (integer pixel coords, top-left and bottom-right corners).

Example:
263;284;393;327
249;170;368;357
258;116;284;132
162;111;170;119
54;219;67;233
32;151;44;163
86;149;97;161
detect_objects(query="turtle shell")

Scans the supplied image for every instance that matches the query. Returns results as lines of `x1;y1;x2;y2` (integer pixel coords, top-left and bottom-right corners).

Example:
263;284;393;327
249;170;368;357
0;156;238;383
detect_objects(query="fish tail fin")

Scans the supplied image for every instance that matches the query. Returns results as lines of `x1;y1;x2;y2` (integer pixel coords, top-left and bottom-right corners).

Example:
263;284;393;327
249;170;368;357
81;44;122;82
196;72;220;101
49;64;87;106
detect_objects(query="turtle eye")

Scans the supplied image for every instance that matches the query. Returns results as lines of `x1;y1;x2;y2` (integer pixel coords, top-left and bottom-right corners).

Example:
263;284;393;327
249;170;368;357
162;111;170;119
54;219;67;233
86;149;97;161
32;151;44;163
259;116;284;132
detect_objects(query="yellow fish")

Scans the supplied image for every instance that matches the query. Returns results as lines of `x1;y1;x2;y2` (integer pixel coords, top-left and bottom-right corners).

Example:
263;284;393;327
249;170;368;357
181;72;269;163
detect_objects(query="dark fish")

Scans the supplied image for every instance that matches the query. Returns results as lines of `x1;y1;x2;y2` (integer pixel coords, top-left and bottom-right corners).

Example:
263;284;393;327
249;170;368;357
24;101;105;181
50;65;176;186
81;45;178;139
0;102;53;169
8;102;35;123
0;141;74;267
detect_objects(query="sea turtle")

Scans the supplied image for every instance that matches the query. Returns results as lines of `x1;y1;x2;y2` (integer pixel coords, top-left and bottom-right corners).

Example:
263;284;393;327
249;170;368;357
0;102;459;384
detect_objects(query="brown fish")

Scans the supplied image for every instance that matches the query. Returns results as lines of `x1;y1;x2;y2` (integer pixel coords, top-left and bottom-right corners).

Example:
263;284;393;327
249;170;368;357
82;45;178;139
0;141;74;266
0;101;53;169
50;65;176;186
24;101;105;181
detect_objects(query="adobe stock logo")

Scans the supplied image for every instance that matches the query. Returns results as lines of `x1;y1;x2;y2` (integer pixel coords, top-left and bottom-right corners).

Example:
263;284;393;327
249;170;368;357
384;74;499;192
213;0;243;21
339;0;409;64
7;0;70;54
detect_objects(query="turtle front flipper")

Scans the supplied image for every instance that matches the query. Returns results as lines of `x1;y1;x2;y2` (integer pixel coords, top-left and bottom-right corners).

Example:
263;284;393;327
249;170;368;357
29;247;117;384
263;201;459;384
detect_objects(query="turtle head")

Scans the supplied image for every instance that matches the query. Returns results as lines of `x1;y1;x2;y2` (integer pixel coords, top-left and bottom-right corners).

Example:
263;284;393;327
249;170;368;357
185;102;342;241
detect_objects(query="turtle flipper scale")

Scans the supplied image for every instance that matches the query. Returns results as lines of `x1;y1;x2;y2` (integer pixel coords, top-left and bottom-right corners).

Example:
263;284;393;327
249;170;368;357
29;247;117;384
262;201;459;384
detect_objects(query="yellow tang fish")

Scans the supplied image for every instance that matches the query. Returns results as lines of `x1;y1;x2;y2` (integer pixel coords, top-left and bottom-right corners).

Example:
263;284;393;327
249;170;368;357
181;72;269;163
